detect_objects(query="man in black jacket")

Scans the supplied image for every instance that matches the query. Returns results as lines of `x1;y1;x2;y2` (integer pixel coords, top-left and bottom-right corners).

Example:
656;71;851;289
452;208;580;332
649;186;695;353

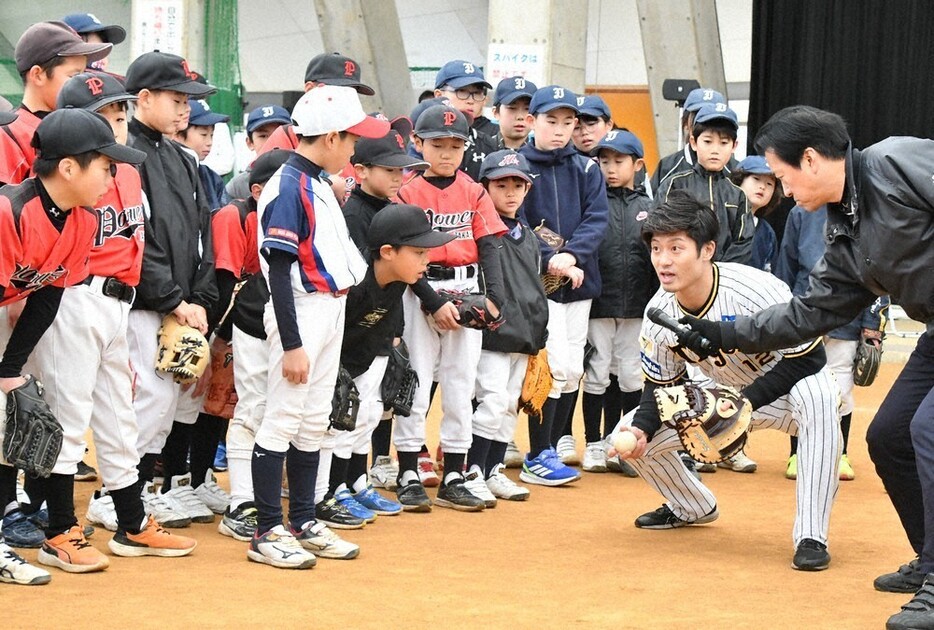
675;106;934;630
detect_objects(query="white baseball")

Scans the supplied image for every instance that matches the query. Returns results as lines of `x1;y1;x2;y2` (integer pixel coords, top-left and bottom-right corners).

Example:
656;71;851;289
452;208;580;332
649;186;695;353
612;431;638;455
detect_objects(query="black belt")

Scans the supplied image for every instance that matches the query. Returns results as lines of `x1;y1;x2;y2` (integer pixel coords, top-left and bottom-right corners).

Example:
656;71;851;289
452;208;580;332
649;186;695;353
80;276;136;304
425;264;476;281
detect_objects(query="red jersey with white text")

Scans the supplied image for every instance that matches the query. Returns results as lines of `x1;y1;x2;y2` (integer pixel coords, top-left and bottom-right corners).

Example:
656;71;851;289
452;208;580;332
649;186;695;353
395;171;506;266
89;163;145;285
212;197;259;279
0;107;41;186
0;179;96;305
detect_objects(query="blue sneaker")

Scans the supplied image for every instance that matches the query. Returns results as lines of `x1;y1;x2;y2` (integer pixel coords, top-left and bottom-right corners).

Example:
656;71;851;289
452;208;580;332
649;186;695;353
519;448;581;487
334;488;376;523
213;442;228;472
353;485;402;516
2;510;45;548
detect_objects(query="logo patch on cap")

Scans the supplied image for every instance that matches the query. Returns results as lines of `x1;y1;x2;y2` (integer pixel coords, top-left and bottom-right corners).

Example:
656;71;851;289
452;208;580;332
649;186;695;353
552;87;565;99
463;62;475;74
714;102;728;112
442;111;457;126
395;134;405;150
180;59;198;81
577;96;586;106
498;153;520;167
85;76;105;96
514;77;526;89
604;130;618;141
344;60;356;77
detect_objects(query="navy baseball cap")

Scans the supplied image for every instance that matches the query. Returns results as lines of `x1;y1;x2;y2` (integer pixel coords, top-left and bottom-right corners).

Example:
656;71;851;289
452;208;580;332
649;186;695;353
738;155;772;175
126;52;216;96
414;105;469;141
435;60;492;90
694;102;738;129
32;108;146;164
249;149;292;187
62;13;126;45
367;204;456;250
592;129;644;159
684;88;726;112
493;76;538;106
304;52;374;95
577;94;611;119
352;130;429;169
246;105;291;133
529;85;580;115
479;150;533;184
188;99;230;126
57;71;136;111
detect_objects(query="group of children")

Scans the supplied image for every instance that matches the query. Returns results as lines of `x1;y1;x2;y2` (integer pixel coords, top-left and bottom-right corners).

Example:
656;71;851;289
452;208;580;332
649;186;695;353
0;13;879;581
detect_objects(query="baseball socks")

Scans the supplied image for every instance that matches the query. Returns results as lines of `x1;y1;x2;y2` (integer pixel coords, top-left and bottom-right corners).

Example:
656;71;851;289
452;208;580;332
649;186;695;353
251;444;288;535
528;397;557;459
466;435;492;475
582;392;606;444
285;446;319;532
347;454;369;493
485;441;508;478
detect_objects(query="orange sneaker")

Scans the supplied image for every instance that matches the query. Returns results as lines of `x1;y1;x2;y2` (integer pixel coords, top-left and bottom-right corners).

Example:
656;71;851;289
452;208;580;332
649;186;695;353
108;516;197;557
37;526;109;573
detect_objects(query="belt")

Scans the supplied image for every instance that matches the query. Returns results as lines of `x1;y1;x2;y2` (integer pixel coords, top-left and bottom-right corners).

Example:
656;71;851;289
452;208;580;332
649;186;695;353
425;264;477;281
80;275;136;304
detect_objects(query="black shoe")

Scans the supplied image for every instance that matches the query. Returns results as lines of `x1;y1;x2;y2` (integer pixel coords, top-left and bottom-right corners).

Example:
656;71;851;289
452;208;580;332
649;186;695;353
314;496;365;530
886;574;934;630
679;453;702;481
75;460;98;482
434;479;485;512
876;558;926;593
396;479;432;513
634;504;718;530
792;538;830;571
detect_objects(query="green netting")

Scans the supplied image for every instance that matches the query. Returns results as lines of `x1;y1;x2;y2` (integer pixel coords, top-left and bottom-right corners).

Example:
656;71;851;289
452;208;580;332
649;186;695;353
203;0;242;128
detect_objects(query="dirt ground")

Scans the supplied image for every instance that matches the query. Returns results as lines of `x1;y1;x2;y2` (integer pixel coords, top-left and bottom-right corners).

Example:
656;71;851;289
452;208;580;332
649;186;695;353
6;362;916;629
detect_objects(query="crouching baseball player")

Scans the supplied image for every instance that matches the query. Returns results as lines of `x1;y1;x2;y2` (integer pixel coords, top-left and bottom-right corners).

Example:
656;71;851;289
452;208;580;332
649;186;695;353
613;192;842;571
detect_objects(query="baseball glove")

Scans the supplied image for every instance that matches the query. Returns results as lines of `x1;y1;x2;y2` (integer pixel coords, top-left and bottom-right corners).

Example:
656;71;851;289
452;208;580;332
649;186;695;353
381;341;419;417
654;383;751;464
519;349;553;417
330;365;360;432
533;221;570;295
155;314;210;384
202;343;237;418
437;290;504;331
853;335;883;387
2;376;63;478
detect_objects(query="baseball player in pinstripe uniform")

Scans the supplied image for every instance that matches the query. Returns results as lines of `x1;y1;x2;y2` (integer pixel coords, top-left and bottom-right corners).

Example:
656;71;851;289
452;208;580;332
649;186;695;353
614;192;842;571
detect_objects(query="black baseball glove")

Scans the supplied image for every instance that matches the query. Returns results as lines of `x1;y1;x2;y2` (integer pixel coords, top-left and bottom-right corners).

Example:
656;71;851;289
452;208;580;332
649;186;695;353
381;340;419;417
853;335;883;387
438;291;504;331
3;376;63;478
329;366;360;432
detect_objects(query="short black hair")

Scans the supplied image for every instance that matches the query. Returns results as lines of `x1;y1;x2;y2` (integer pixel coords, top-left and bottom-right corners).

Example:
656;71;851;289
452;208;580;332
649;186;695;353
691;119;737;142
297;130;348;145
579;113;611;125
753;105;849;165
641;190;719;254
32;150;102;178
20;55;70;84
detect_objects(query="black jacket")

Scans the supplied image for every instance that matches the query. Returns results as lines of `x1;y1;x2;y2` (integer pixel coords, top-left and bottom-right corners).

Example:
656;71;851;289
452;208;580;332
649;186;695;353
128;119;217;313
729;138;934;351
590;186;658;319
649;144;739;199
461;127;497;182
343;187;388;255
342;267;408;378
658;162;754;265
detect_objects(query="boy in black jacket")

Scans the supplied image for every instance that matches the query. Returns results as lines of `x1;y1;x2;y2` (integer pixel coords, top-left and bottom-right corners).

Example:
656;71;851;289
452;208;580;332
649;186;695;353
465;150;548;503
581;131;655;474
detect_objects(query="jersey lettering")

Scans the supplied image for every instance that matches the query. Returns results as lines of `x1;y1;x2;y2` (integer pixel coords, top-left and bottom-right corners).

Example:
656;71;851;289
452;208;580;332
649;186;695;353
425;207;475;241
96;203;145;246
9;263;67;291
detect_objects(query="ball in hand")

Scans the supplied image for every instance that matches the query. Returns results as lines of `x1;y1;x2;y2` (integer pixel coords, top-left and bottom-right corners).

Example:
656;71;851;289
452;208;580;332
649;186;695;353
612;431;638;455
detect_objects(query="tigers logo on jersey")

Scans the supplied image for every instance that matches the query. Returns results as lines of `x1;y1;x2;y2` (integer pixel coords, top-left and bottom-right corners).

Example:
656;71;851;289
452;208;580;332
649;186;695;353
96;203;145;246
9;263;67;291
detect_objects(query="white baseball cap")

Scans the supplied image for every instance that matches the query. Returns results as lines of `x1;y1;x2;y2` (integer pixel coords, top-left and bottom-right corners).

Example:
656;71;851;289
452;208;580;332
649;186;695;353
291;85;389;138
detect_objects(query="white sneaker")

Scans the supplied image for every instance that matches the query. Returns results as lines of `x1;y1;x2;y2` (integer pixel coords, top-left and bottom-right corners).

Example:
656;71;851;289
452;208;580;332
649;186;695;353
369;456;399;491
86;490;119;532
294;522;359;560
504;441;524;469
193;470;231;514
463;470;497;508
247;525;316;569
140;482;191;528
0;541;51;585
556;435;580;465
583;441;608;473
486;465;530;501
717;451;757;473
160;473;215;523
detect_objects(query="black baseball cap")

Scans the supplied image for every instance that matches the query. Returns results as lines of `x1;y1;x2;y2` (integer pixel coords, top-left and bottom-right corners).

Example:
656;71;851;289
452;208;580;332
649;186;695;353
125;51;216;96
57;71;136;111
304;52;374;95
32;108;146;164
352;131;429;169
61;13;127;45
366;203;456;250
249;149;292;187
414;105;469;141
15;21;112;74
